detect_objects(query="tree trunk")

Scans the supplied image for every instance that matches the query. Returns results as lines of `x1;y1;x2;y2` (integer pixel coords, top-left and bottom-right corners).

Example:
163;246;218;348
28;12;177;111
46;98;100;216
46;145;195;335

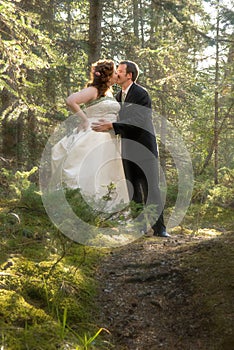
139;0;145;48
88;0;103;67
16;114;24;166
214;0;220;184
0;88;17;159
159;85;167;174
133;0;139;39
198;103;233;176
27;109;37;167
66;0;72;96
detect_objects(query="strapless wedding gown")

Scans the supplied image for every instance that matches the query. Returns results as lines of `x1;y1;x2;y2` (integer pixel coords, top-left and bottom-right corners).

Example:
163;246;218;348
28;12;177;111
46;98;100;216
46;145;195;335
51;96;129;211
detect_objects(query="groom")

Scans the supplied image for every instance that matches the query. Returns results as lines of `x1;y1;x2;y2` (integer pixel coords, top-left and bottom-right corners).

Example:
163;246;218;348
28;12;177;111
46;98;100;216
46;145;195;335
92;60;170;237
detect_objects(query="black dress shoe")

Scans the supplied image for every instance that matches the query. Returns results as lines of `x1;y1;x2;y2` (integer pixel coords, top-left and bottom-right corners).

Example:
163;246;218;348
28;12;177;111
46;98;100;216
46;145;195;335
153;230;171;237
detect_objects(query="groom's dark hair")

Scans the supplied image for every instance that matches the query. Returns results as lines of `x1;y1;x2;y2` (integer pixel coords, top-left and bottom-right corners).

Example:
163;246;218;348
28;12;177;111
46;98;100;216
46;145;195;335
119;60;139;82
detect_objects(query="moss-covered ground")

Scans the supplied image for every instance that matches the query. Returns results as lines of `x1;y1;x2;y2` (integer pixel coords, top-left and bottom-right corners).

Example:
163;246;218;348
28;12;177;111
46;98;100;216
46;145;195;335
0;167;233;349
0;188;107;350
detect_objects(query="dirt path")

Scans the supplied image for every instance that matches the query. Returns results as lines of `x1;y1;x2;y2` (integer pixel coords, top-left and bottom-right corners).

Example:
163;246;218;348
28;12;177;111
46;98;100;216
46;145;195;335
95;231;233;350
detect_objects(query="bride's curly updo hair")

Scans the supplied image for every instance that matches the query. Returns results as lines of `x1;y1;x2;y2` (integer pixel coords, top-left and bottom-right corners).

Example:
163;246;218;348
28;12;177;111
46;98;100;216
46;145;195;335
87;59;114;98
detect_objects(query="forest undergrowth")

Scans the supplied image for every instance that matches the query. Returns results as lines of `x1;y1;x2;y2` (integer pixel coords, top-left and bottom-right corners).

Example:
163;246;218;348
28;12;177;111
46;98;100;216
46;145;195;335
0;166;233;349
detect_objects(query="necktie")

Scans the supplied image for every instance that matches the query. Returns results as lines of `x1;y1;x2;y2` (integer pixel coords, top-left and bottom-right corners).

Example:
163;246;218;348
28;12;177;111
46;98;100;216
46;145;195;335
122;91;126;103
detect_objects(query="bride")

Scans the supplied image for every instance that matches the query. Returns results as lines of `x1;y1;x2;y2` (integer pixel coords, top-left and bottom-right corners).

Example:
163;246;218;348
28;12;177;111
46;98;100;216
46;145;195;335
51;59;129;211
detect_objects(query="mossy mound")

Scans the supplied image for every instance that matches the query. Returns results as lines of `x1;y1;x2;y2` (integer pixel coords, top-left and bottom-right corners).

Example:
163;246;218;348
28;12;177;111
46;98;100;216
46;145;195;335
0;190;104;349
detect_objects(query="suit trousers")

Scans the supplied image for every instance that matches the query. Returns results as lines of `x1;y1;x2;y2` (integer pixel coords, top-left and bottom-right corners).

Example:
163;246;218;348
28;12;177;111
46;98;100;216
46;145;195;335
122;158;166;234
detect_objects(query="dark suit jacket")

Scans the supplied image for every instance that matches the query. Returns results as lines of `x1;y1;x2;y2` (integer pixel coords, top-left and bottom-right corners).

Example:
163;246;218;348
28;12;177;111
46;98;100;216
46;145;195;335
113;83;165;232
113;83;158;160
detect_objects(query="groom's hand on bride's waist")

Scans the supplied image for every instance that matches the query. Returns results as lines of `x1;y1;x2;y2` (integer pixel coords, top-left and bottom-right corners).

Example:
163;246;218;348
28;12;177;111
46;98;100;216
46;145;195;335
91;119;113;132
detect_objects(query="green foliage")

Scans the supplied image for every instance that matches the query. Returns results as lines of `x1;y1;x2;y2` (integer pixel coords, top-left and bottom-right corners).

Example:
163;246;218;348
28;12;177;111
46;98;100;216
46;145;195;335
12;167;38;196
72;327;111;350
0;167;44;213
0;198;108;349
1;0;233;178
192;167;234;207
0;0;88;165
65;187;130;229
0;0;55;102
0;167;112;349
207;167;234;207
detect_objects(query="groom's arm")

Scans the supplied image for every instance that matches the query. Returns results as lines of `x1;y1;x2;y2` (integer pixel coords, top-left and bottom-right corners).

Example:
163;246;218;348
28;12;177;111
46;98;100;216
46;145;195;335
91;92;120;132
92;86;151;133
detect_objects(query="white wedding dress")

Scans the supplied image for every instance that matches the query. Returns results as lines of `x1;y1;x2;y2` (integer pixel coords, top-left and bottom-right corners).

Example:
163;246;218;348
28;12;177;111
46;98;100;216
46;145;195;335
51;96;129;212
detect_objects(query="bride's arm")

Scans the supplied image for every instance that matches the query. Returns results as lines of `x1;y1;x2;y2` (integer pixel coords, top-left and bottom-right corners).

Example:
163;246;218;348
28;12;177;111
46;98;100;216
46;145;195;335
66;87;98;130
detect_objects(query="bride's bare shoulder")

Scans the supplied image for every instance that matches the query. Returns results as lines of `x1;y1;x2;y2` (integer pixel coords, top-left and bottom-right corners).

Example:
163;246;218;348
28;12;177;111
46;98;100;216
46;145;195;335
66;86;98;105
82;86;98;99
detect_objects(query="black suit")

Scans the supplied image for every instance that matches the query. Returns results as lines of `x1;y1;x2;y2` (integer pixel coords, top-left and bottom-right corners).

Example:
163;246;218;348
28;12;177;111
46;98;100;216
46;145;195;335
113;83;166;234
